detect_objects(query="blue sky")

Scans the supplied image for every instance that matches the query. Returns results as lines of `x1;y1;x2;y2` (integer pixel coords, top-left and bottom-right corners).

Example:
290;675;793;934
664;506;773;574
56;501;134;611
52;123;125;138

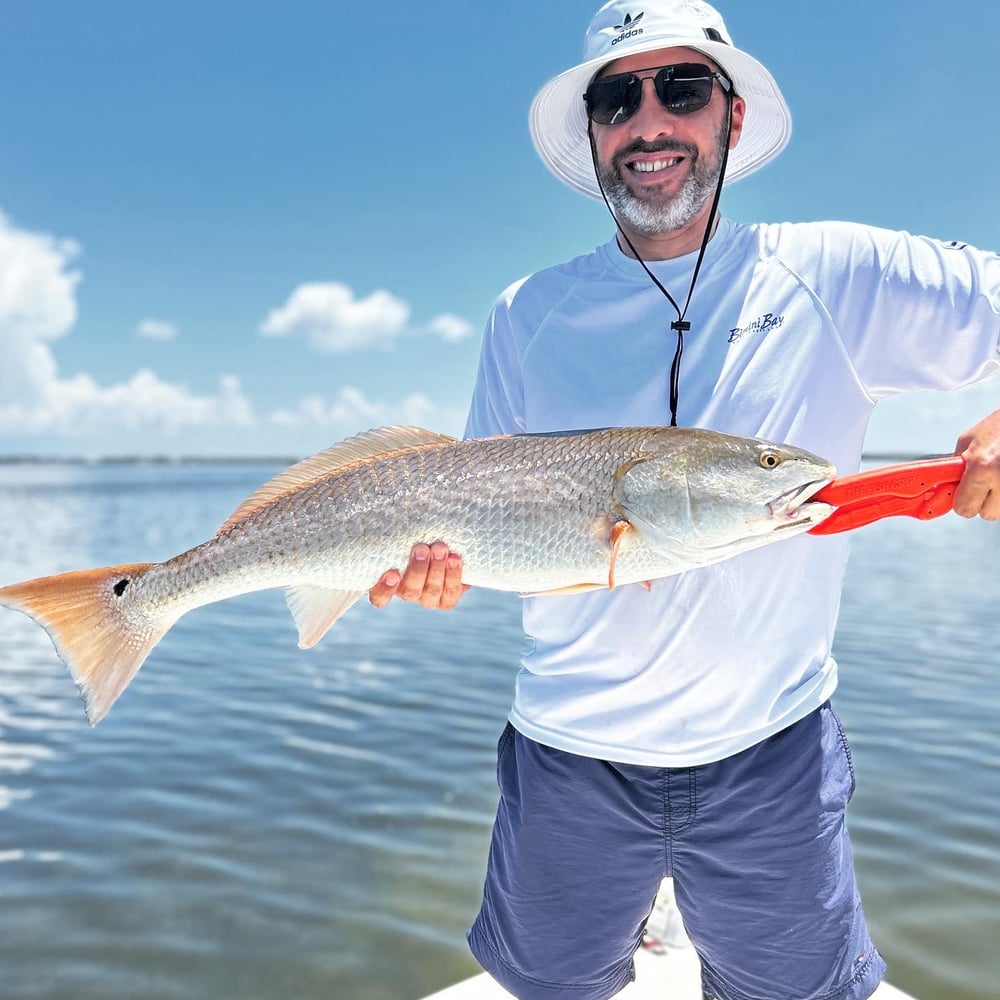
1;0;998;458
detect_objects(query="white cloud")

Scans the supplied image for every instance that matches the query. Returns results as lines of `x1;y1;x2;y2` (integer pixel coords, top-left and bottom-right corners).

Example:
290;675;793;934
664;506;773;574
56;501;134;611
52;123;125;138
425;313;474;342
0;210;80;344
259;281;474;353
0;210;81;407
260;282;409;353
269;386;439;431
136;318;178;341
0;212;255;448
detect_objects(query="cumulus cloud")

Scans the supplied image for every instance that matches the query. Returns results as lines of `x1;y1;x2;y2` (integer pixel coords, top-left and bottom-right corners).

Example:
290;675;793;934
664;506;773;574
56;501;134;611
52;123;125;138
0;210;80;344
269;386;438;431
0;212;255;448
425;313;474;342
0;371;254;437
260;282;409;353
0;210;81;407
136;318;178;341
260;281;474;352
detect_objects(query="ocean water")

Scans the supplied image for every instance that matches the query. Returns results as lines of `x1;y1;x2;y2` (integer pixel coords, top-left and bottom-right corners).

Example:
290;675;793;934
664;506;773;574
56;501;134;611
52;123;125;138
0;462;996;1000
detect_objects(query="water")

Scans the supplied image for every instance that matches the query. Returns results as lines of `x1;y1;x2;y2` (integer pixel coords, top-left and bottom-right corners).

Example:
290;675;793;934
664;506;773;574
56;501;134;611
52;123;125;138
0;462;996;1000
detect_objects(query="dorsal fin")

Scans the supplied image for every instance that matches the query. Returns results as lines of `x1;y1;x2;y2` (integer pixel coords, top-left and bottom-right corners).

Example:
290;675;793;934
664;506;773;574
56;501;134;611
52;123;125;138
218;425;457;533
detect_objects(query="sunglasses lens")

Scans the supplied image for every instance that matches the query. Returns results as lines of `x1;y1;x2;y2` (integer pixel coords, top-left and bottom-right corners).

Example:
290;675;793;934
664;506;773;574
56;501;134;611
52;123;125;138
585;75;642;125
655;67;714;114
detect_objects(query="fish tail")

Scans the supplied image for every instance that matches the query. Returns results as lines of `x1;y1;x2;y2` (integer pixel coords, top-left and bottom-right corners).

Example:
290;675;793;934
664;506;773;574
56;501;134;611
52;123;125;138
0;563;167;725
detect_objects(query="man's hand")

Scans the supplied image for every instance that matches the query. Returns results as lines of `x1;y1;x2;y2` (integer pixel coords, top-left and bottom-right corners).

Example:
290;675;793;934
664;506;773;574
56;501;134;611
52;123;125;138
369;542;468;610
954;408;1000;519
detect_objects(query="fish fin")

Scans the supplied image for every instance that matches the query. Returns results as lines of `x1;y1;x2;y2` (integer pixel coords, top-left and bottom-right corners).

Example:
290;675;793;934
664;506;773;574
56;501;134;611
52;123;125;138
521;582;607;597
220;426;458;533
0;563;167;725
608;519;635;590
285;585;364;648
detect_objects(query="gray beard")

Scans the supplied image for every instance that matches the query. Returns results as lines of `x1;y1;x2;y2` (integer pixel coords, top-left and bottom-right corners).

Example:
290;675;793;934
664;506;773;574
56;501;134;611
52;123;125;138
598;128;727;237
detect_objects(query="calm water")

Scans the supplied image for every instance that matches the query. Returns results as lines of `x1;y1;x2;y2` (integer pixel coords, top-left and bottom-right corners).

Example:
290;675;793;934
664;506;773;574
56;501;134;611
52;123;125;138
0;462;996;1000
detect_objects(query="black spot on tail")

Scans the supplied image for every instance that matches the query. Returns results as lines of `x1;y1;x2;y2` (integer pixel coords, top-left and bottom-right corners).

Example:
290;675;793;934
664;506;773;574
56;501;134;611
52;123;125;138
113;578;130;597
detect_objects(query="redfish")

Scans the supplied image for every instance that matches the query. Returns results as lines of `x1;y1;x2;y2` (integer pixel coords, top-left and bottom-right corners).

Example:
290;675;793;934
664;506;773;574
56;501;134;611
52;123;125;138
0;425;835;723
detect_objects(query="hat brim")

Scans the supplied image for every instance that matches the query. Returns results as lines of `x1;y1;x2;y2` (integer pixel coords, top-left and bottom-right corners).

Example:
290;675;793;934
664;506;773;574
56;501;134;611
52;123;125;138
529;38;791;199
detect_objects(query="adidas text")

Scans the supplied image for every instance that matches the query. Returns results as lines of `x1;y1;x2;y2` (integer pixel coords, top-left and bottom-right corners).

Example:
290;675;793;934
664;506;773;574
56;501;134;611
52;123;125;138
611;27;644;45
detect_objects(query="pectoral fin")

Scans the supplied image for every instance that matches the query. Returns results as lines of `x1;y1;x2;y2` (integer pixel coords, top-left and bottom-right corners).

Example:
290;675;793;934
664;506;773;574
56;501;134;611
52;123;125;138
608;519;635;590
285;586;365;648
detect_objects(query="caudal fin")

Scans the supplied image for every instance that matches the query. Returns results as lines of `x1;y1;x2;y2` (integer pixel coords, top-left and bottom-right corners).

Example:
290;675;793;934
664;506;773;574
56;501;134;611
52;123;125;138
0;563;167;725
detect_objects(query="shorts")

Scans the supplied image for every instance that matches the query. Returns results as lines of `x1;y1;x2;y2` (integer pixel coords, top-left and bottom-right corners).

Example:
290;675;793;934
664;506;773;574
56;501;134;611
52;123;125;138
467;702;887;1000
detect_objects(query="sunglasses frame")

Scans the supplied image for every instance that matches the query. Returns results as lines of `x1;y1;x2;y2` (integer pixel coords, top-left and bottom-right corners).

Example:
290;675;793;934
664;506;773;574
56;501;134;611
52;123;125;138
583;62;733;126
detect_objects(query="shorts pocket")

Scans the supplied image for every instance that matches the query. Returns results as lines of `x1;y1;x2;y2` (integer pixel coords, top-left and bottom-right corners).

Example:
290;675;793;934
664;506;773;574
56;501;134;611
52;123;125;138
495;721;515;784
828;705;857;800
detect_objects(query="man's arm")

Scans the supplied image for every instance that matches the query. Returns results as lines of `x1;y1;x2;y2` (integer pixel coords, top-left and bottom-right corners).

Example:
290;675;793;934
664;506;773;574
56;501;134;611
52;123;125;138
368;542;467;610
953;409;1000;520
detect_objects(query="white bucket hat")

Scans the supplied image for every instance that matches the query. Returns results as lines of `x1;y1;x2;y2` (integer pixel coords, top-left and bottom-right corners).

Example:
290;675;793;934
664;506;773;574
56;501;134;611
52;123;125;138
529;0;792;199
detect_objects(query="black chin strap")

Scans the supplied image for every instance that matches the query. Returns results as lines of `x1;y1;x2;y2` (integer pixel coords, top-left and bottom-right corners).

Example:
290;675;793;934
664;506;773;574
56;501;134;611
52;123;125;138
588;97;733;427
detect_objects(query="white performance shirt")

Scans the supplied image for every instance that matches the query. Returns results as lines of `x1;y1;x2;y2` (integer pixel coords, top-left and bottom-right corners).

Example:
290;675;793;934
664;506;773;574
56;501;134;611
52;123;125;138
465;219;1000;767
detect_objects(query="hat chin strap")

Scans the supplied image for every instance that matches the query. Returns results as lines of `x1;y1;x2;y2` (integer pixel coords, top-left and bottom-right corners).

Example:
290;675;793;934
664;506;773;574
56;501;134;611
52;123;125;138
587;99;732;427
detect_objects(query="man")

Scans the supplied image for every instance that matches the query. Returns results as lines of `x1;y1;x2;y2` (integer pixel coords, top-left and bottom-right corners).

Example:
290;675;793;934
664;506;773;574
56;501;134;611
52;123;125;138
371;2;1000;998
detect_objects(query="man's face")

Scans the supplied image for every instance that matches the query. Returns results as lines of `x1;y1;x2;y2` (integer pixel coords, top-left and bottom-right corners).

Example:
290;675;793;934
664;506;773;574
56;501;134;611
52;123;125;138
588;46;746;237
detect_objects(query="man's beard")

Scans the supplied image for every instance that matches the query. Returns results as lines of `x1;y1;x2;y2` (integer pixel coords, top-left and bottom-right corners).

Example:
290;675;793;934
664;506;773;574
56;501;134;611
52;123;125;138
598;125;727;237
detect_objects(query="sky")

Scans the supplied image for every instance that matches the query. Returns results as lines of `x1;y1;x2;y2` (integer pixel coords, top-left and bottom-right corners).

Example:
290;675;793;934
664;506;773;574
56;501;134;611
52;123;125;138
1;0;999;459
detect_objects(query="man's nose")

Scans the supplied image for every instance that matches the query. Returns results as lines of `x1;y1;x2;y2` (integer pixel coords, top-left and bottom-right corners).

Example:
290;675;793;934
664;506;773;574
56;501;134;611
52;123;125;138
627;78;677;138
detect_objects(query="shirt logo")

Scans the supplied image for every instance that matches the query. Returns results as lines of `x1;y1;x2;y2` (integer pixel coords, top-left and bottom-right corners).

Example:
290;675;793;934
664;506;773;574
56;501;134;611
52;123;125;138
728;312;785;344
611;11;644;45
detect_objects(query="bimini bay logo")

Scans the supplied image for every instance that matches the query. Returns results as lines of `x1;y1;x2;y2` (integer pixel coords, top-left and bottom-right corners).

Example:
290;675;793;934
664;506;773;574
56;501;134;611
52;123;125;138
611;11;644;44
728;312;785;344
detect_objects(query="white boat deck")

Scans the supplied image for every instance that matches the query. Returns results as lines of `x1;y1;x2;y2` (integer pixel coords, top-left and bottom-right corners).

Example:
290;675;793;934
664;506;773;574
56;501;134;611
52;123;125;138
421;880;915;1000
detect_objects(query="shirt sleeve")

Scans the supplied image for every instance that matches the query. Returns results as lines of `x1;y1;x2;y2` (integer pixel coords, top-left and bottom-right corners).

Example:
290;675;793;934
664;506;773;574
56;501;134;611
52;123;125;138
813;223;1000;398
464;287;528;439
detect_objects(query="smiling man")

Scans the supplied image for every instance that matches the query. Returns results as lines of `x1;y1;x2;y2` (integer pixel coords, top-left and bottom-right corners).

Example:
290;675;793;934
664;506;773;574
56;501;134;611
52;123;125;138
370;2;1000;998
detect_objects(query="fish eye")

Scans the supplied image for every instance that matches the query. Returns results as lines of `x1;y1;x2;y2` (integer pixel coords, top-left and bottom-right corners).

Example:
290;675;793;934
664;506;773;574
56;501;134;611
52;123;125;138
759;450;782;469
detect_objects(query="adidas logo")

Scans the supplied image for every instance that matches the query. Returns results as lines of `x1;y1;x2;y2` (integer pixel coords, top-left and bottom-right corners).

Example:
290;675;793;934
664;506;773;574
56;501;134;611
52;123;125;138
611;11;644;45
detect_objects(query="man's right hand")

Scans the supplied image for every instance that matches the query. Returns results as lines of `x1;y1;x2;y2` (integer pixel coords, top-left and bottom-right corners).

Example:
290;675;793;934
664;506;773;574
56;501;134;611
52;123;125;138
368;542;468;610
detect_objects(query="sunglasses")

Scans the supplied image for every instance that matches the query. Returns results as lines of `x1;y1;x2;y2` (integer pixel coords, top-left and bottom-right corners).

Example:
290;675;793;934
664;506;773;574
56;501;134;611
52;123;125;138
583;62;733;126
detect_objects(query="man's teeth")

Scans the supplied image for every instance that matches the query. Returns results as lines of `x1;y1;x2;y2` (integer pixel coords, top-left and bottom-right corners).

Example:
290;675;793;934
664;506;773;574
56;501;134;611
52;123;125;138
632;157;682;173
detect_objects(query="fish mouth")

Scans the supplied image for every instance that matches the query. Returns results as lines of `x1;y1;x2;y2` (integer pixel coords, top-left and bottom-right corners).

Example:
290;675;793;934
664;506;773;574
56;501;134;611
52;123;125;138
768;476;837;529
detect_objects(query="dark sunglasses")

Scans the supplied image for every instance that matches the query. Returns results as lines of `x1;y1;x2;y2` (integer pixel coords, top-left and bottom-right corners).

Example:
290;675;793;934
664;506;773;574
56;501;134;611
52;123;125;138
583;62;733;126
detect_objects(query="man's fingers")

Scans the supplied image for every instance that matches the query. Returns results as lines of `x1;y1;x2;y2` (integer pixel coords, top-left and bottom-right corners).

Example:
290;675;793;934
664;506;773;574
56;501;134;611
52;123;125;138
954;453;1000;519
368;543;468;610
440;553;468;610
369;569;402;608
398;543;435;602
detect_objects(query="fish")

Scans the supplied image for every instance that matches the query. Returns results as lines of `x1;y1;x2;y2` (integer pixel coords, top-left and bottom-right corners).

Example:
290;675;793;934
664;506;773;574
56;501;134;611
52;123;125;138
0;425;836;724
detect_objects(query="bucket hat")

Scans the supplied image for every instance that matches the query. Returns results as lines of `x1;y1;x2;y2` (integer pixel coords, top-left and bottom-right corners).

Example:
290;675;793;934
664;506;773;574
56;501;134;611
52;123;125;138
529;0;792;199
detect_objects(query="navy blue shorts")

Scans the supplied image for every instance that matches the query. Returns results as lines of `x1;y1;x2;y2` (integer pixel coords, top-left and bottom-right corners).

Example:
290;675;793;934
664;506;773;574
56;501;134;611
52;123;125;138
468;703;887;1000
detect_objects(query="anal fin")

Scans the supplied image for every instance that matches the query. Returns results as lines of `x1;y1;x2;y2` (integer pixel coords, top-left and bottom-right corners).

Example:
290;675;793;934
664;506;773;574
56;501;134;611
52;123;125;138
285;586;364;648
521;582;607;598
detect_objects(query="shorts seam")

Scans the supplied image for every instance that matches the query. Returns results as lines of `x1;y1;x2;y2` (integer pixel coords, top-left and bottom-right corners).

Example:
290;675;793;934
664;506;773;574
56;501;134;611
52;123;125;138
469;918;632;993
660;769;671;873
829;706;857;797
